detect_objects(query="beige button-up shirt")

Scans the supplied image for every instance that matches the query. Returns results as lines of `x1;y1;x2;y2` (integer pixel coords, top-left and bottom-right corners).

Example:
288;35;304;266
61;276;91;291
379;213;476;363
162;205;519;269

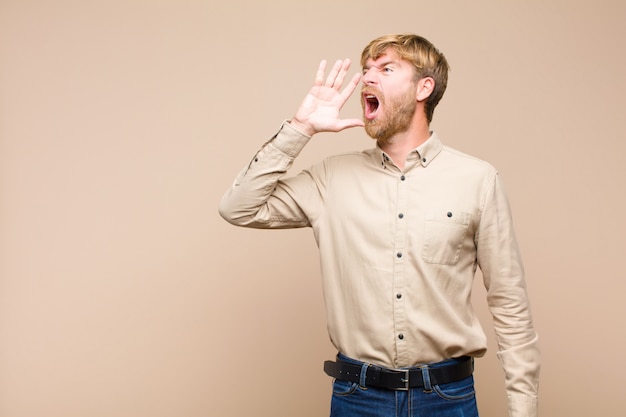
219;122;540;417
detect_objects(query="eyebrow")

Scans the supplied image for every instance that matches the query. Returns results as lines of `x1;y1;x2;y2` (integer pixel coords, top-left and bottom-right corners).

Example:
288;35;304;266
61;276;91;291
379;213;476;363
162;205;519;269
363;59;397;70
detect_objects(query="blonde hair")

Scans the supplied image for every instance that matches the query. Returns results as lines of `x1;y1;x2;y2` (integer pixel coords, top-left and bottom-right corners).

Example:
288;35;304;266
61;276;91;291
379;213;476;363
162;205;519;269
361;34;450;123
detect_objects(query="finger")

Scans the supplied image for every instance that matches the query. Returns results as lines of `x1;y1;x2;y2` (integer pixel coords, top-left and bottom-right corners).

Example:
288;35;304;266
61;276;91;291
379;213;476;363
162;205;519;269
314;59;327;86
332;59;351;91
338;72;363;104
324;59;343;87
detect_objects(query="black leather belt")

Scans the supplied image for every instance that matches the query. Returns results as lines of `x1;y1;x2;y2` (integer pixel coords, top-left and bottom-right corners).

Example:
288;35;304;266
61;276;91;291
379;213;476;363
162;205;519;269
323;356;473;391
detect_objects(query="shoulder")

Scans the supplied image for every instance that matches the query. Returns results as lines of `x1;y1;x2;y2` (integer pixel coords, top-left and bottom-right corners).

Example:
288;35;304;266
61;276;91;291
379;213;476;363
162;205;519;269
313;148;377;169
440;145;498;176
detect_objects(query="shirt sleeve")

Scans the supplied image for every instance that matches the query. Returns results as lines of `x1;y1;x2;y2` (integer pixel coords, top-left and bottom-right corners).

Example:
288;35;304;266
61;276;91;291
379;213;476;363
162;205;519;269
218;121;316;229
476;172;541;417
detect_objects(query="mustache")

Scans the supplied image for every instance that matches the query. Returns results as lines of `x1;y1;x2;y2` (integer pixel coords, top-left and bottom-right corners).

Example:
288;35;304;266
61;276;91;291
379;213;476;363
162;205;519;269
361;86;381;95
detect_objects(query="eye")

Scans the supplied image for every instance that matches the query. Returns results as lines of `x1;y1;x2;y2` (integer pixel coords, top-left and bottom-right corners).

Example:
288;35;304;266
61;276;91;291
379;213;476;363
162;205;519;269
383;66;393;73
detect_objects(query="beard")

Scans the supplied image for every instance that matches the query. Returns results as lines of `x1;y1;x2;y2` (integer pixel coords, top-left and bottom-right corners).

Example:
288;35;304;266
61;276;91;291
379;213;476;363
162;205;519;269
362;87;417;145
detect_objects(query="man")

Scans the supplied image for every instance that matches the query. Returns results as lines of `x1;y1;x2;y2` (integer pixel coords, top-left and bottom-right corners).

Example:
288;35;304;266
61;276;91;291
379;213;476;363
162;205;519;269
219;34;540;417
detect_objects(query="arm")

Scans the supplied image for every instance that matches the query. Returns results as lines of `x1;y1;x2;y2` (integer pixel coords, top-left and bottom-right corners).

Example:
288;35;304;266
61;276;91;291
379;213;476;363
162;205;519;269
476;173;541;417
218;59;363;227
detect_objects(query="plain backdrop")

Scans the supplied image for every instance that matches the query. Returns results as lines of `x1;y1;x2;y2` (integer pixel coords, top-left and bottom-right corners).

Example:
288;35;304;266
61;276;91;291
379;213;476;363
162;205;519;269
1;1;625;416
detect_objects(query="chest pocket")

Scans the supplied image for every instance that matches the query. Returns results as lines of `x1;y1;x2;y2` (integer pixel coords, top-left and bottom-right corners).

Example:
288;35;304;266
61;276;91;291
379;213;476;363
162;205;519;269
422;209;471;265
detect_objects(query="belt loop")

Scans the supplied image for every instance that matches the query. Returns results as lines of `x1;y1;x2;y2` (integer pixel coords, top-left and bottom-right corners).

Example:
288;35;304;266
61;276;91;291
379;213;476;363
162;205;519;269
420;366;433;393
359;362;370;388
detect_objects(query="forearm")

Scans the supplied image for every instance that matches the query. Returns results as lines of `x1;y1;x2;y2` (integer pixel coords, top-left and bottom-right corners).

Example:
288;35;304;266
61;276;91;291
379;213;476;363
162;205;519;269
218;121;312;228
488;274;540;416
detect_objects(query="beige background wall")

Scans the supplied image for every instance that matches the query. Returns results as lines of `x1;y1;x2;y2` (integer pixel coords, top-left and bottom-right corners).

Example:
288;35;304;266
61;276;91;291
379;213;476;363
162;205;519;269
1;1;625;416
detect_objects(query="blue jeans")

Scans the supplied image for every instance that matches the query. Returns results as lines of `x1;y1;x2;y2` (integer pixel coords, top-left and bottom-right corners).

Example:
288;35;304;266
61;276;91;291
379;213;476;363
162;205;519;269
329;354;479;417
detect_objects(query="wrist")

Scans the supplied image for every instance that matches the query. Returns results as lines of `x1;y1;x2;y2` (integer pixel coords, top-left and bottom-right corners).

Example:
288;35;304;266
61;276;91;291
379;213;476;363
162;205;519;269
288;119;315;137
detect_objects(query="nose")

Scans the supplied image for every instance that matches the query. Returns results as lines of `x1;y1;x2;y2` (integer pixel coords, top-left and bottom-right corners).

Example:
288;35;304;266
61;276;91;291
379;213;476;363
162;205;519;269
362;68;377;85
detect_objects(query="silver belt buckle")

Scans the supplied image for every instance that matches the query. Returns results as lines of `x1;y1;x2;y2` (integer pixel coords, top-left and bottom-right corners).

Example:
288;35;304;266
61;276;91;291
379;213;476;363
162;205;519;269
398;369;410;391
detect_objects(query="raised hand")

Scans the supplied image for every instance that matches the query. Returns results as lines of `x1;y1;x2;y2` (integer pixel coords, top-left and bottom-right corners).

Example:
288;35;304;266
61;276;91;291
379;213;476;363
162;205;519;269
290;59;364;137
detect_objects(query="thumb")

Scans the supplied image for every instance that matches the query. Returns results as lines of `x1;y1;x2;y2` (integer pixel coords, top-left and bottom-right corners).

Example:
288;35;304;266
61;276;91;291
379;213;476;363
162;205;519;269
335;118;365;131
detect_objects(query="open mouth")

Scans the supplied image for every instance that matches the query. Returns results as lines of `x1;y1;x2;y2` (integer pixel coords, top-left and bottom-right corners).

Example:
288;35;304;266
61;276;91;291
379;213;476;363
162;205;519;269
363;92;380;120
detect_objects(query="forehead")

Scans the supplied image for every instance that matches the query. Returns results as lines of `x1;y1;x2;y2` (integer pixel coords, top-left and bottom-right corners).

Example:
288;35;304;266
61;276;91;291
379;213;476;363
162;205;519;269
363;48;407;68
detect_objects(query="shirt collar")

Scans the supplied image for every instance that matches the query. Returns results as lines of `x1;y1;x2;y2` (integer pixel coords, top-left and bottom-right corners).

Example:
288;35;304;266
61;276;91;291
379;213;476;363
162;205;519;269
376;131;444;170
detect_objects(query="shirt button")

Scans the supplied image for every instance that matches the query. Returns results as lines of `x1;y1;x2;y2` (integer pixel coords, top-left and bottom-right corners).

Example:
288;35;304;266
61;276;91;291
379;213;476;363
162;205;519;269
398;213;404;219
398;334;404;340
396;252;403;258
396;293;402;299
422;158;427;163
447;212;453;218
400;175;406;181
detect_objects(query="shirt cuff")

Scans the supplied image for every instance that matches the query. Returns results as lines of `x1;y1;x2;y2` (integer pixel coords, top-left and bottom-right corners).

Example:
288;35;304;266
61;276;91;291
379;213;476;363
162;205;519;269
507;393;539;417
270;120;312;158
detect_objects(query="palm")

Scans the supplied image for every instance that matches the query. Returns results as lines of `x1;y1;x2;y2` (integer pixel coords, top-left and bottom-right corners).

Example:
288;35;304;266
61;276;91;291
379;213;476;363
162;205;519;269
297;86;344;127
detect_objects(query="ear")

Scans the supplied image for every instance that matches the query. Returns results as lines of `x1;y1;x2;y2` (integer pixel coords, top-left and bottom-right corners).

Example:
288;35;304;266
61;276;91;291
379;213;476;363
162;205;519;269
416;77;435;102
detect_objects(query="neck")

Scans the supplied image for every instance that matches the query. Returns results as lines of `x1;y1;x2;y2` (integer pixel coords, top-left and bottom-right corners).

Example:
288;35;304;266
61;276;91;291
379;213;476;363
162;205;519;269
378;122;430;170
